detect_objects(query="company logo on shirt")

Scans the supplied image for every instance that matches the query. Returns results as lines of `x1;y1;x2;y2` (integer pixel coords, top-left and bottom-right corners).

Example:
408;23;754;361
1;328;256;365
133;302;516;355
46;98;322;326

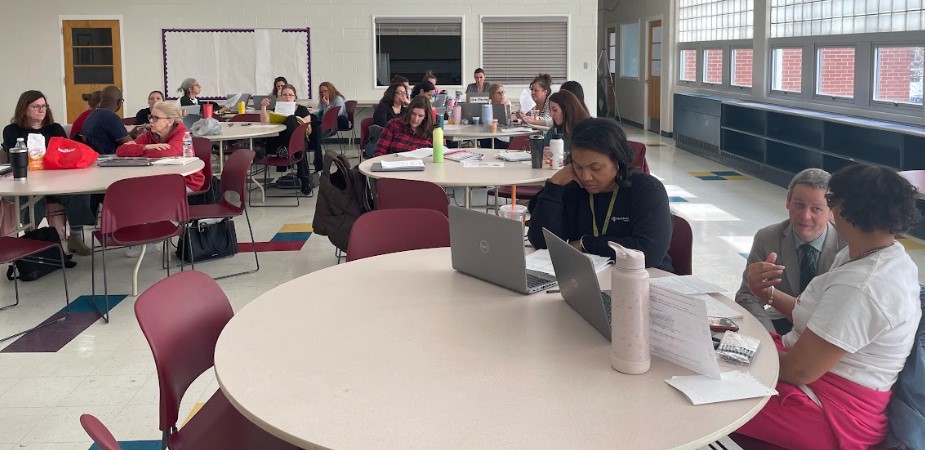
612;216;630;222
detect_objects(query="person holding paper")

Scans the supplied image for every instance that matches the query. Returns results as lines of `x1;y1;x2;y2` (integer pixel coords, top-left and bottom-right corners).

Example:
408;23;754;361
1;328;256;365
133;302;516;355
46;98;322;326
737;164;921;449
542;90;591;156
117;102;205;192
373;82;408;127
735;169;845;334
527;118;672;271
259;85;314;195
2;90;97;255
515;73;553;127
374;96;435;157
466;68;488;94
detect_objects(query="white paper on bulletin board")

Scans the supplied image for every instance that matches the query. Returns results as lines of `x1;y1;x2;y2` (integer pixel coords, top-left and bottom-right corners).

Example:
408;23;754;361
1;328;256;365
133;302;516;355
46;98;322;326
163;28;311;100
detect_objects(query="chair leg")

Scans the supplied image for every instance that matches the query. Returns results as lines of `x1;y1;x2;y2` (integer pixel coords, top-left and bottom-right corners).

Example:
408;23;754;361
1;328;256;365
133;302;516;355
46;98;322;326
88;242;110;323
0;247;71;342
214;209;260;280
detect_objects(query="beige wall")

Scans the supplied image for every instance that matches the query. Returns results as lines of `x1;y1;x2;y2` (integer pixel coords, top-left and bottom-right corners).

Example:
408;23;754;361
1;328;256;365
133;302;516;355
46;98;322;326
0;0;598;122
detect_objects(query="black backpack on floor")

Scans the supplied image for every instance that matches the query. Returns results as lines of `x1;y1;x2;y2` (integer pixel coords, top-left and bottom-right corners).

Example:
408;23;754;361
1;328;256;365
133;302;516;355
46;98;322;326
6;227;71;282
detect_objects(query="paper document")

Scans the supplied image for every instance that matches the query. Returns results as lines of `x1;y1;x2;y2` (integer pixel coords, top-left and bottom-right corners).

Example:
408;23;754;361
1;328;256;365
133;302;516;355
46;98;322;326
650;275;724;295
274;101;297;116
649;285;721;379
379;159;425;169
495;150;532;162
666;371;778;405
519;88;536;113
691;294;744;319
462;161;503;168
526;249;611;277
224;93;242;109
396;148;434;159
151;157;199;166
444;150;483;162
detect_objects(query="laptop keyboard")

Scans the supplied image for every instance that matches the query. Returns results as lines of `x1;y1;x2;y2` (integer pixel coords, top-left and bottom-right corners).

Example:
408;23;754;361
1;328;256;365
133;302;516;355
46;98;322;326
602;291;613;324
526;273;555;289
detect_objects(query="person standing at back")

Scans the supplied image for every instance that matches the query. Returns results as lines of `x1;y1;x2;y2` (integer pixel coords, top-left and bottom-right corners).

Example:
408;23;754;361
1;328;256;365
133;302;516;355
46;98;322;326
80;86;132;155
466;68;488;94
735;168;846;334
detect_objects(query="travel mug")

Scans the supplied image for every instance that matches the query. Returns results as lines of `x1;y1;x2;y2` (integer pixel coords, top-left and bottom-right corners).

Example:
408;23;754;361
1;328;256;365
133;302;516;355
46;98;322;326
10;146;28;181
529;135;544;169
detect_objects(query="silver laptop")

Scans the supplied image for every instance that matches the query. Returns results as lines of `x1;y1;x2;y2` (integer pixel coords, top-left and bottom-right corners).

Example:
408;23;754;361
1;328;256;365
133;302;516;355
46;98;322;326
181;105;201;116
251;95;276;110
449;205;557;294
543;228;613;339
431;93;447;108
459;102;483;123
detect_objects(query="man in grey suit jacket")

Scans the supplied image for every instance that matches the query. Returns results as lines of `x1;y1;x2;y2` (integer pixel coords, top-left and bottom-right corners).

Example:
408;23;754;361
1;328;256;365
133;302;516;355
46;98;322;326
735;168;847;334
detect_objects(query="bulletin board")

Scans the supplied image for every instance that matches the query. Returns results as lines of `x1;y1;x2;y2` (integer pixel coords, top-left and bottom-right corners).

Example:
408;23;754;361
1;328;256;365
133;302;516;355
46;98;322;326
162;28;312;100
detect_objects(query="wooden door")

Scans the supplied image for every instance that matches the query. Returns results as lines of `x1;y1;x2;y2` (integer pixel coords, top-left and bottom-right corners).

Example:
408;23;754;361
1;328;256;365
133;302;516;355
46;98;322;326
62;20;122;123
646;20;662;133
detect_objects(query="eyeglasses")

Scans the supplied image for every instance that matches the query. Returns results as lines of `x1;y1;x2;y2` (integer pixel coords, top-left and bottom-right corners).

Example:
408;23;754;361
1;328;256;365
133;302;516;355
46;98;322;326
825;192;837;208
30;104;49;111
149;115;169;122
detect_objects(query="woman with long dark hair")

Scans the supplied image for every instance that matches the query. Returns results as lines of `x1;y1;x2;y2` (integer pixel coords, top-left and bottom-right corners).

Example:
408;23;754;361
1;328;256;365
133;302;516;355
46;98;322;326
374;95;435;157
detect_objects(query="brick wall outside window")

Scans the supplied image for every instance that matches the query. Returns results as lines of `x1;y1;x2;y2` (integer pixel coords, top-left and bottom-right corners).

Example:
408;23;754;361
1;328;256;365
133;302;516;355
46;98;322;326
681;49;697;81
704;49;723;84
817;47;855;98
733;48;753;87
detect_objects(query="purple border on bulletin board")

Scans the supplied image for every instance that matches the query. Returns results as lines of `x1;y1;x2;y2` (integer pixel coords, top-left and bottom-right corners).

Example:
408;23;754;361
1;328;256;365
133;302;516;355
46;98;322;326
161;28;312;100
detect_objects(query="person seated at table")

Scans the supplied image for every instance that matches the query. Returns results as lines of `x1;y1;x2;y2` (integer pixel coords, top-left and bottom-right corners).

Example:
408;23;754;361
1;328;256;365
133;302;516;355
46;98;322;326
317;81;349;130
527;118;672;270
542;90;591;156
423;70;438;92
411;81;436;100
735;168;845;334
269;76;288;97
258;84;313;195
2;90;98;255
736;164;921;450
516;73;553;127
133;90;163;128
466;68;488;94
489;83;511;107
176;78;225;114
374;95;434;157
69;90;101;140
391;75;412;105
80;86;132;155
373;82;408;127
116;102;205;193
559;81;588;112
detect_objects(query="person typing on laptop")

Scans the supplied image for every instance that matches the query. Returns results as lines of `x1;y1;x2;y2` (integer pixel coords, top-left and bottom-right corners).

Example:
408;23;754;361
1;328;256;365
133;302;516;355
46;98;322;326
527;118;673;271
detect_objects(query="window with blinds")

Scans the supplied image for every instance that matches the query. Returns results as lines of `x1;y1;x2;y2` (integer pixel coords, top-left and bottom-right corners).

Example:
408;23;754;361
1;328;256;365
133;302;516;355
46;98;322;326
770;0;925;38
373;17;463;87
678;0;754;42
481;17;568;85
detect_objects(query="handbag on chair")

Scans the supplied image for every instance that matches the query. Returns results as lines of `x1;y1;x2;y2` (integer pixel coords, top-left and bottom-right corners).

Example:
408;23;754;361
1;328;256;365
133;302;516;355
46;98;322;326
176;219;238;263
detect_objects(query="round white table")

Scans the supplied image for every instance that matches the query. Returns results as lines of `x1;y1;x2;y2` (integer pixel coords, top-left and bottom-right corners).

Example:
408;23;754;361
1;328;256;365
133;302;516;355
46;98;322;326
442;124;537;148
204;122;285;171
358;148;551;207
215;248;779;450
0;161;204;232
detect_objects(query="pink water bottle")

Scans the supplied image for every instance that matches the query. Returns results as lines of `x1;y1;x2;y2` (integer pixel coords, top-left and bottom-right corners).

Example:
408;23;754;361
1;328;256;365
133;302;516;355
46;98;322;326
608;242;650;374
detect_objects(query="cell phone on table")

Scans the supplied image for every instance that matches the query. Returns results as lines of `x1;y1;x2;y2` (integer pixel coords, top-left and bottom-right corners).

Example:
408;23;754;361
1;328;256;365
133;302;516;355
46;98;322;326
708;317;739;332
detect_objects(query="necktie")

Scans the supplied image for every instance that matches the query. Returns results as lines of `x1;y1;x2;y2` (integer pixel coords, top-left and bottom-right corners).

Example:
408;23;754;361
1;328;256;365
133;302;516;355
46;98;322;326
799;243;819;292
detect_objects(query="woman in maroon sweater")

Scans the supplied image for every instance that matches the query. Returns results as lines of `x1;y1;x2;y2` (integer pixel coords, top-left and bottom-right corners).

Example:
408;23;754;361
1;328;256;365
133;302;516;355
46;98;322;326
116;101;204;192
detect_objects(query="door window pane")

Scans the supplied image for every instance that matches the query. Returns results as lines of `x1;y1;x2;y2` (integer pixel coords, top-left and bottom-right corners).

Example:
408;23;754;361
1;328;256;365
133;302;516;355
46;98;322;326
73;48;113;66
74;67;114;84
680;49;697;82
703;48;723;84
72;28;112;46
771;47;803;93
816;47;855;98
732;48;753;87
874;46;924;105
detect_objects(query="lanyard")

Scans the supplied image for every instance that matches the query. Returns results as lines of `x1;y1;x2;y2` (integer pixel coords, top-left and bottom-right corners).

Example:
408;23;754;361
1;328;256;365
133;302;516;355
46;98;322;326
589;188;619;238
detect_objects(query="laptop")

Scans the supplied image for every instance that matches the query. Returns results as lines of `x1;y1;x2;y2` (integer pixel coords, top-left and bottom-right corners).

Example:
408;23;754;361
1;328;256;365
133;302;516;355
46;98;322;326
459;102;483;123
431;93;447;108
181;105;201;117
466;93;490;104
494;104;513;127
448;205;557;294
252;95;276;110
223;93;251;109
98;157;152;167
543;228;613;339
182;113;202;129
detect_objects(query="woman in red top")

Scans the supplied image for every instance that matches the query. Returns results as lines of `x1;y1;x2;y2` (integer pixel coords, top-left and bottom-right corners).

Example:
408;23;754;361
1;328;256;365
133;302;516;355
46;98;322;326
116;101;205;192
69;90;101;140
374;95;435;157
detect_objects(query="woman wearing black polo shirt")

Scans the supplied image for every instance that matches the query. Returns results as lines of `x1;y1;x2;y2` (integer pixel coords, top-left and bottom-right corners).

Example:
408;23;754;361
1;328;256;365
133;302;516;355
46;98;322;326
527;118;673;271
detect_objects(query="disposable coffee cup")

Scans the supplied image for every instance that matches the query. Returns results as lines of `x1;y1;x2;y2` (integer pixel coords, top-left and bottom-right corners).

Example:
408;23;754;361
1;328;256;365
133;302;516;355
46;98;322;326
10;148;28;181
499;204;528;224
529;136;545;169
472;116;481;125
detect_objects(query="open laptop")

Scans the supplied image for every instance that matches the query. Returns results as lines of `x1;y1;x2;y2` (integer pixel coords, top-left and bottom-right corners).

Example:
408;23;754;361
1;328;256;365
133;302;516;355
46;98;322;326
181;105;201;117
449;205;557;294
542;228;613;339
431;93;447;108
223;93;251;109
459;102;482;123
251;95;276;110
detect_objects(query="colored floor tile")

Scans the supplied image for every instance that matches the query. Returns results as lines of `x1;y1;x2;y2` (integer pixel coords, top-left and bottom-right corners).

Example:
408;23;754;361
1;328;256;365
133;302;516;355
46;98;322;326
668;196;688;203
279;223;313;233
271;231;312;242
1;295;127;353
91;441;161;450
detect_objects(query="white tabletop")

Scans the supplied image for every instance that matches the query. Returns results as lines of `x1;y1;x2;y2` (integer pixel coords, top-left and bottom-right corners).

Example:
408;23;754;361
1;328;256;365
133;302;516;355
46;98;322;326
215;247;778;450
203;122;286;142
443;124;537;139
358;148;550;188
0;160;204;196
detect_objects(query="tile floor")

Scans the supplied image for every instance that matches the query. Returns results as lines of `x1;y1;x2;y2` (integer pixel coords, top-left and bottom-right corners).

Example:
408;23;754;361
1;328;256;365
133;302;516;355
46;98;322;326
0;127;923;448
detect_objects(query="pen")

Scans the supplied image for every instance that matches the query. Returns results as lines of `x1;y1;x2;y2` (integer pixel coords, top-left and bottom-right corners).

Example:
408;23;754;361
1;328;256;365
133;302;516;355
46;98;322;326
546;289;560;294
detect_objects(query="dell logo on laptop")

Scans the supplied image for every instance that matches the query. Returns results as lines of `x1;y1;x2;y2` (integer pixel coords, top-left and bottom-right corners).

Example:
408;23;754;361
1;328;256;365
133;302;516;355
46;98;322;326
479;240;490;253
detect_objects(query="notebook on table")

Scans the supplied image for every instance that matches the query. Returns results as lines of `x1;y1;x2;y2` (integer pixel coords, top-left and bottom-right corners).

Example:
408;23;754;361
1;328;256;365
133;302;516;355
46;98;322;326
370;160;425;172
98;157;153;167
543;228;613;339
448;205;557;295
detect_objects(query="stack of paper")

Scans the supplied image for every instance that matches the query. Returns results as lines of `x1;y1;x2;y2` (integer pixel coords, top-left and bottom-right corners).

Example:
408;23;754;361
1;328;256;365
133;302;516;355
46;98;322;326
445;150;483;162
152;157;199;166
526;249;611;277
496;150;532;162
396;148;434;159
649;276;742;318
462;161;503;168
379;159;425;170
665;371;778;405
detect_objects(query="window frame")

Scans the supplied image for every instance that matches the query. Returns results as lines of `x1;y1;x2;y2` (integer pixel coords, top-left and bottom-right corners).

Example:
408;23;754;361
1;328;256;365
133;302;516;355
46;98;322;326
677;45;699;84
813;44;858;102
620;20;641;80
371;15;466;90
768;44;808;97
702;48;725;85
870;43;925;111
730;46;755;90
479;15;570;86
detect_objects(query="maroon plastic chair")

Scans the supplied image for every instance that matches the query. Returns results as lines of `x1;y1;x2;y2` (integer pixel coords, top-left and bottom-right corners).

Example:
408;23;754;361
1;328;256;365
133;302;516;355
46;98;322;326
80;414;121;450
668;214;693;276
0;236;70;341
507;135;530;151
188;137;214;199
134;271;302;450
228;113;261;122
359;117;374;159
91;174;190;322
376;179;450;217
319;105;341;156
627;140;651;174
121;117;135;126
339;100;358;149
251;122;309;207
487;135;535;208
188;149;259;278
346;208;450;262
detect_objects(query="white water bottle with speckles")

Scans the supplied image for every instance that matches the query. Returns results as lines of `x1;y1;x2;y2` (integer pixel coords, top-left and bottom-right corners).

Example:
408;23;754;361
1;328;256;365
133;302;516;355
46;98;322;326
608;242;650;374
